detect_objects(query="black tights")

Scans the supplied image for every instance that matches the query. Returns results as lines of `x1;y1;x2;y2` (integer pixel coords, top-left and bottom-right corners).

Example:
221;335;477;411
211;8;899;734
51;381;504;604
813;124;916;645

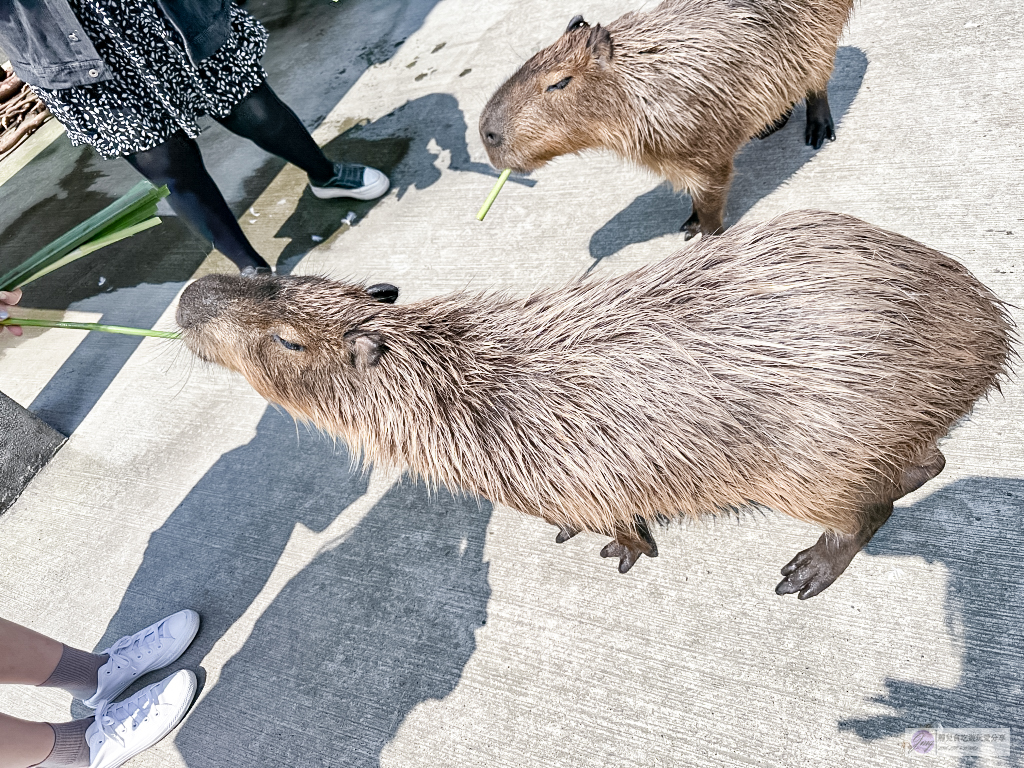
124;81;335;271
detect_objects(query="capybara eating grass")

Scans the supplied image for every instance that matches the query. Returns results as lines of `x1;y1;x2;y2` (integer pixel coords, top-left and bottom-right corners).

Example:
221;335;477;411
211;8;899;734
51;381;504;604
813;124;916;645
479;0;855;239
177;211;1014;599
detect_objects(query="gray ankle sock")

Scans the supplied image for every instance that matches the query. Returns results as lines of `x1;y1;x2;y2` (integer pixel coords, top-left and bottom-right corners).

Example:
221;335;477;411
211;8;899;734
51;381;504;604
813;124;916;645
34;718;94;768
38;645;109;701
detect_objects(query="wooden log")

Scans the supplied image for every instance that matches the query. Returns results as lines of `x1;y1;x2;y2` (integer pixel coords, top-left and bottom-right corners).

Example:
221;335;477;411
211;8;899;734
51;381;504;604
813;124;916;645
0;76;25;102
0;87;33;122
0;108;48;157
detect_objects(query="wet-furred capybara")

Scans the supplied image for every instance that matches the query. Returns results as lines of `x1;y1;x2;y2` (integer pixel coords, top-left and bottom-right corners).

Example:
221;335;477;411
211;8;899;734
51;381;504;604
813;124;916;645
177;211;1015;599
479;0;855;239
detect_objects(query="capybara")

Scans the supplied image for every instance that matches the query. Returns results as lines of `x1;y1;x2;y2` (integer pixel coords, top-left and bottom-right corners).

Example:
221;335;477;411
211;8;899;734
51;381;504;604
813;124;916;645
479;0;854;239
177;211;1014;599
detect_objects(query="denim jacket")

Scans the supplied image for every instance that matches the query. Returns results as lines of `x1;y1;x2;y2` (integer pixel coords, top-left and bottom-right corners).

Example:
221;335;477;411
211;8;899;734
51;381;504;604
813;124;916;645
0;0;231;89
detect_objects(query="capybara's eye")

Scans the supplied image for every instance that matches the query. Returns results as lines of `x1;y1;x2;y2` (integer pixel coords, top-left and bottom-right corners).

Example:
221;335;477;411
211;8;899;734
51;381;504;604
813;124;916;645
272;334;305;352
546;77;572;92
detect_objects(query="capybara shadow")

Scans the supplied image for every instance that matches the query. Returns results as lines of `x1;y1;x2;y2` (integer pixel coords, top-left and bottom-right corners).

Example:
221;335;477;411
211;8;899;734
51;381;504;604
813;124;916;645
71;406;371;719
177;211;1013;599
588;46;867;266
838;476;1024;765
173;479;492;768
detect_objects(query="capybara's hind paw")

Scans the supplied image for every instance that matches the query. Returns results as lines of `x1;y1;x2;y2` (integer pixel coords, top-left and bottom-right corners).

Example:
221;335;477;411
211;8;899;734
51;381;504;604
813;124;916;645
600;517;658;574
804;114;835;150
775;533;857;600
681;209;701;241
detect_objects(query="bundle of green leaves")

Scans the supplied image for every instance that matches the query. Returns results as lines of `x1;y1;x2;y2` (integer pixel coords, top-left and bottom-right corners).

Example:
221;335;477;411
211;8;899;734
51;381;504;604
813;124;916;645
0;181;181;339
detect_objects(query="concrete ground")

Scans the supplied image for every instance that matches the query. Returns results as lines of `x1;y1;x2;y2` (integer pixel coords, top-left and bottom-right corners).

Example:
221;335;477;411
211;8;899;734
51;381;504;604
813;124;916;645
1;0;1022;766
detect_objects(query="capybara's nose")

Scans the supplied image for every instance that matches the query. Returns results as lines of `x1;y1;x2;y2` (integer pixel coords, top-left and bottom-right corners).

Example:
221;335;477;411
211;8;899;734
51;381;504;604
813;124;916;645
482;124;503;148
176;275;232;330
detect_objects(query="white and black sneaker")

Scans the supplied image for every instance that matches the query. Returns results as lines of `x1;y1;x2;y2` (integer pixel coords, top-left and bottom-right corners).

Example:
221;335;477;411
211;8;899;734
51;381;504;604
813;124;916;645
309;163;389;200
86;669;197;768
84;610;200;710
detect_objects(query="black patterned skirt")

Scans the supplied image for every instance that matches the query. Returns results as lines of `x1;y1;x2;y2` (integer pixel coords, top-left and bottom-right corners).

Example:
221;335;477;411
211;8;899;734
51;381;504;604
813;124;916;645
30;0;268;157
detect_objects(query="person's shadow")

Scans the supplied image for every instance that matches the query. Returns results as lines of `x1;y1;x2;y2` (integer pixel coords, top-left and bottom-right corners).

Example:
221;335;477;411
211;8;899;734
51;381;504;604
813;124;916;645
838;476;1024;765
175;477;491;767
588;46;868;267
273;92;532;270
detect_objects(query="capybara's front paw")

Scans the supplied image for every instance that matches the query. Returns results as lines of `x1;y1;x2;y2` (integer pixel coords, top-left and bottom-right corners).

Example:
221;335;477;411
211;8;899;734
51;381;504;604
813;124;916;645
805;114;836;150
775;533;857;599
600;540;649;574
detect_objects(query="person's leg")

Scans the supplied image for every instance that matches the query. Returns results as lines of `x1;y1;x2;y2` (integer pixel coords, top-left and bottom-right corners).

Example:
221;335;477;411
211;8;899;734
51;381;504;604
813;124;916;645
215;82;389;200
125;132;271;272
214;81;334;182
0;619;100;768
0;619;63;685
0;618;107;699
0;714;58;768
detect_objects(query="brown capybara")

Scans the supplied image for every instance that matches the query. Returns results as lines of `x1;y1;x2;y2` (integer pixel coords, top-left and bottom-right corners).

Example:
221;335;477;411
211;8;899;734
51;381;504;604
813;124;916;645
479;0;854;239
177;211;1015;599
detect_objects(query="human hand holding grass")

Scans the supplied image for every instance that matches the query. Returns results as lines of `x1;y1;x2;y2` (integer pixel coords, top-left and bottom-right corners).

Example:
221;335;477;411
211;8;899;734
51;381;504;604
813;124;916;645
0;288;23;336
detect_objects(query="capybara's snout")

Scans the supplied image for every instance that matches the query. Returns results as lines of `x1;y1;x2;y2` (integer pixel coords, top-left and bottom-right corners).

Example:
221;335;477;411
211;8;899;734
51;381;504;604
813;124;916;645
479;109;504;149
177;272;276;331
478;102;507;166
176;274;239;331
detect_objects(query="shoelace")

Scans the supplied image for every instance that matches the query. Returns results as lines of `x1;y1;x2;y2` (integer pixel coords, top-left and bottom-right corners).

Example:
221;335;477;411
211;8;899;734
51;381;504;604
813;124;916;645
105;621;173;679
323;164;366;189
97;689;156;748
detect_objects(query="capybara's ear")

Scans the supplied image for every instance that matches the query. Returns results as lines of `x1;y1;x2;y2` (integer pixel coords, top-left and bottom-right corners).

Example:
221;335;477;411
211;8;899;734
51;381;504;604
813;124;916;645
588;24;613;67
366;283;399;304
344;329;388;368
565;15;589;34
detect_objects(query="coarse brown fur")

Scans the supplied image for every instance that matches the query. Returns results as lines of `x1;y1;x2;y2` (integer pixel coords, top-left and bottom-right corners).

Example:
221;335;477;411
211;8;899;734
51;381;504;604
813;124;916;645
479;0;855;238
177;211;1015;598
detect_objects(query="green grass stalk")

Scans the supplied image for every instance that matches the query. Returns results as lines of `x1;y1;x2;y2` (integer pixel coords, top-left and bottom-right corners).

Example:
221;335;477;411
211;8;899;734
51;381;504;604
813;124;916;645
1;318;179;339
476;169;512;221
16;218;162;288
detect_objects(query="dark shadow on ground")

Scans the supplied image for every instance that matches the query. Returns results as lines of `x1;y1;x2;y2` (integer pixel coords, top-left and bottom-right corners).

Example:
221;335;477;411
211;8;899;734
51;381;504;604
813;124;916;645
175;479;491;768
588;46;868;267
274;93;532;271
838;477;1024;765
0;0;446;434
73;405;492;767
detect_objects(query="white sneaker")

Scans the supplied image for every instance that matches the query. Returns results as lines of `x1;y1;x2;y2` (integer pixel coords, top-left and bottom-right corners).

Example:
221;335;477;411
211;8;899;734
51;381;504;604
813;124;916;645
84;610;200;709
309;163;390;200
87;669;197;768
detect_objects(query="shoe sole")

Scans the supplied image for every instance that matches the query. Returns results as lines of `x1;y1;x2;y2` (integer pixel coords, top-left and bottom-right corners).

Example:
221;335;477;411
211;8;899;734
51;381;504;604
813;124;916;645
86;610;201;709
96;670;198;768
308;174;390;201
